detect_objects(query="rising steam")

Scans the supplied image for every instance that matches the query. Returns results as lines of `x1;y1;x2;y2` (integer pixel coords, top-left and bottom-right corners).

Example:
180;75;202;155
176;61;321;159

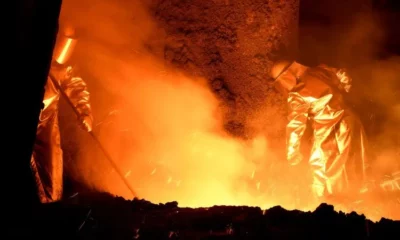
59;0;309;209
353;56;400;176
59;0;400;220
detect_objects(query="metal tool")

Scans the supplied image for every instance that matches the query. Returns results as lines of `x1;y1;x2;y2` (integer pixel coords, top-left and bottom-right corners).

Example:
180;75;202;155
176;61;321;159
49;72;137;198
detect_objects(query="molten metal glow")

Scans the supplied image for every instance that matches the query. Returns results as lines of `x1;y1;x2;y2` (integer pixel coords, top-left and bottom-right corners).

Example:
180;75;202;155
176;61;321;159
59;0;400;222
70;57;400;222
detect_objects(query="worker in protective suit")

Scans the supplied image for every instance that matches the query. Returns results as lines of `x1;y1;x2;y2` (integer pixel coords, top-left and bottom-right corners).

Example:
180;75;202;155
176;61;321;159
30;28;94;203
270;60;369;199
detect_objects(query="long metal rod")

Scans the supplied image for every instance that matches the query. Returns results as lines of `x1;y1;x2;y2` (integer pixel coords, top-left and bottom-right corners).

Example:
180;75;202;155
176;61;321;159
49;73;137;198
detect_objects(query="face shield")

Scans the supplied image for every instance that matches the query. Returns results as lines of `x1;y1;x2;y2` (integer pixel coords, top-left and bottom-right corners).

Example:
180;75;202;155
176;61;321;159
272;61;297;97
52;34;78;65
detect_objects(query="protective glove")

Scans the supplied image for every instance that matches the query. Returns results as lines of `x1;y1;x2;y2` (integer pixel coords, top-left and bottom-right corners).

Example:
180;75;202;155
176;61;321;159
79;114;93;132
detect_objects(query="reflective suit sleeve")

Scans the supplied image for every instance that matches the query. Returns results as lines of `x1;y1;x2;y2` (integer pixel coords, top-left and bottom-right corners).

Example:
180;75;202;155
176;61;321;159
286;93;309;165
61;66;92;118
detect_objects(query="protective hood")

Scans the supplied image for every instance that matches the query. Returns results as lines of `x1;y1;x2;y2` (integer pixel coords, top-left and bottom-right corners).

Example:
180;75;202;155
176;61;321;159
273;61;296;96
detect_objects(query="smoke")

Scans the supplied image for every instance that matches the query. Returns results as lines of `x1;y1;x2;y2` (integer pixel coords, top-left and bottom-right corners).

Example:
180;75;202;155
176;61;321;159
336;9;400;177
334;7;400;200
56;0;400;221
352;56;400;176
58;0;314;210
301;1;400;181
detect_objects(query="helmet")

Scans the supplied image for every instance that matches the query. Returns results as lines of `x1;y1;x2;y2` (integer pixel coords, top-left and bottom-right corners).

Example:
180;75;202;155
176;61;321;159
52;29;78;65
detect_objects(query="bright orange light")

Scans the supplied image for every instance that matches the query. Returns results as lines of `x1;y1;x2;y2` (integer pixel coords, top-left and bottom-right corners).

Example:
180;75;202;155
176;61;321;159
59;0;400;223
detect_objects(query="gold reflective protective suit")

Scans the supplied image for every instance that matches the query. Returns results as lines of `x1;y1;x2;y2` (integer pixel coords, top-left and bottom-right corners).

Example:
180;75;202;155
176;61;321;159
275;62;368;197
30;63;93;203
